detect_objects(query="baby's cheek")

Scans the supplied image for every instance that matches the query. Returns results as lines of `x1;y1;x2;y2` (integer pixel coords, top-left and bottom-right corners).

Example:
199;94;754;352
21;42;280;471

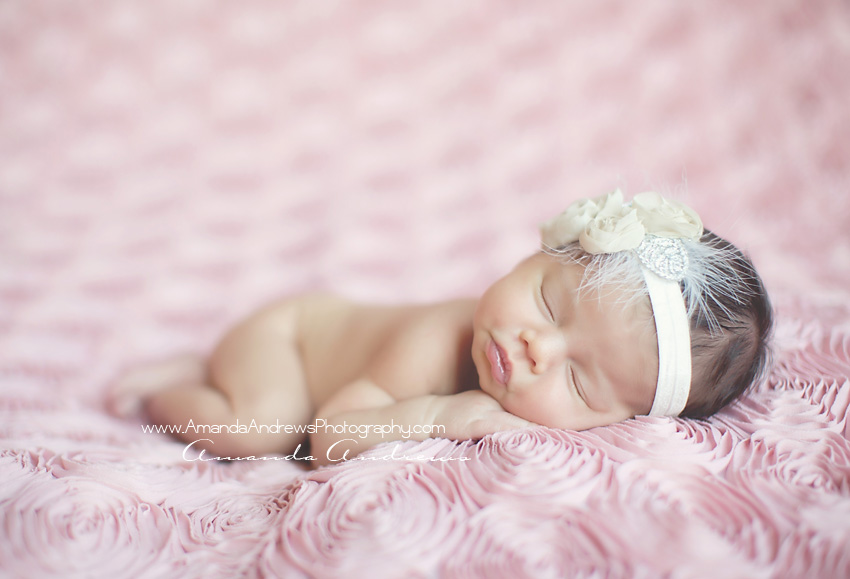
515;389;565;428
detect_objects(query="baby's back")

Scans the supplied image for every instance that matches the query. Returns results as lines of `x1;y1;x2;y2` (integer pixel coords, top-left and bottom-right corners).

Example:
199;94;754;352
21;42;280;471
289;295;478;409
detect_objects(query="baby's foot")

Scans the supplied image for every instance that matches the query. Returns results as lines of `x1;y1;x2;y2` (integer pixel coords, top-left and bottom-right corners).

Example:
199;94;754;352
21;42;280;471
108;354;206;418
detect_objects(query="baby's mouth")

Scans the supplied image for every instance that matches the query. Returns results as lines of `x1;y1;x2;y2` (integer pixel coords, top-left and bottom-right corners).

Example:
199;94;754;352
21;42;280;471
486;339;511;385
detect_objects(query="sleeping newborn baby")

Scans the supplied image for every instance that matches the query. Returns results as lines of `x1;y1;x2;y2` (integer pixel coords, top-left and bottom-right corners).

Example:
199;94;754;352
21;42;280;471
112;190;773;467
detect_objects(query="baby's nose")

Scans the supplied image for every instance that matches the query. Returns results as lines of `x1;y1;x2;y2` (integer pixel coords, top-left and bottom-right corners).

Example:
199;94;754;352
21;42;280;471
520;329;565;374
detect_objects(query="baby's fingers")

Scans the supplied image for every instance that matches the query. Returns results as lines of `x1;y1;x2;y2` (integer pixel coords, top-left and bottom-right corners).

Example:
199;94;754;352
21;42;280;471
467;412;534;439
433;390;535;440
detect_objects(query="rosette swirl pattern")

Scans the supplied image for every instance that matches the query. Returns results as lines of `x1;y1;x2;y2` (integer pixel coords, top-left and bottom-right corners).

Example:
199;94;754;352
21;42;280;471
442;501;640;579
260;462;471;578
0;465;177;578
445;428;615;507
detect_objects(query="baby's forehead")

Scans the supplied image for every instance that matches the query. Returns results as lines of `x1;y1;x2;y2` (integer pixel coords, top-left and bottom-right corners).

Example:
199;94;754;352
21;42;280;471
545;255;654;318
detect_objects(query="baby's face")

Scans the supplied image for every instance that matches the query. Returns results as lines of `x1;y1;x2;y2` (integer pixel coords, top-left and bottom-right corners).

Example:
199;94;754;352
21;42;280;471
472;252;659;430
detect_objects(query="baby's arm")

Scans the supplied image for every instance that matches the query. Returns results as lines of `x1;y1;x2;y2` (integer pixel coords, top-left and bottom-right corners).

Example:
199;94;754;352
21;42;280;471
310;380;531;467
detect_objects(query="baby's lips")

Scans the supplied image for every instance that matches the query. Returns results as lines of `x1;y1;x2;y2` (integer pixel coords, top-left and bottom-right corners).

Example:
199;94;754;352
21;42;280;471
486;339;511;385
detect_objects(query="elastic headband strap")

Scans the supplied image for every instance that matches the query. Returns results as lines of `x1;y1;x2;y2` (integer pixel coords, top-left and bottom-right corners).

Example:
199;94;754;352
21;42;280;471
643;269;691;416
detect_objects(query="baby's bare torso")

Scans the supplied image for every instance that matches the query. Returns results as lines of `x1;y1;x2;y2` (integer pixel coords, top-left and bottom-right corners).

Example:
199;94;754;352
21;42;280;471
219;295;480;415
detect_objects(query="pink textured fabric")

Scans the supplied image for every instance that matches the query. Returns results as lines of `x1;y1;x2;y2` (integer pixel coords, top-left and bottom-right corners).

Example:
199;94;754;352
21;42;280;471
2;1;850;576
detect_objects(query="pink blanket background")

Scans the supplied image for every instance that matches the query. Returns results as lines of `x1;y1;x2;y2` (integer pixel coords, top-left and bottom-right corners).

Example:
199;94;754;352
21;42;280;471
2;1;850;577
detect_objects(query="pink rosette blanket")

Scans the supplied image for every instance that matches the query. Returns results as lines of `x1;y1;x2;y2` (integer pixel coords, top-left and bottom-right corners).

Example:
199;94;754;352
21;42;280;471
1;1;849;577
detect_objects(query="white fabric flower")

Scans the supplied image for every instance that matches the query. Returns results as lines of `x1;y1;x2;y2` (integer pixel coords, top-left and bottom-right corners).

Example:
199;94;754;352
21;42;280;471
579;207;646;254
539;190;625;249
631;192;703;239
540;189;703;255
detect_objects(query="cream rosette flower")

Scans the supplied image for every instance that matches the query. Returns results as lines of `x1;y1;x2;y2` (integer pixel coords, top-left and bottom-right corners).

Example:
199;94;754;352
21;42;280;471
540;189;704;256
540;196;602;250
540;189;631;251
578;206;646;254
631;191;703;239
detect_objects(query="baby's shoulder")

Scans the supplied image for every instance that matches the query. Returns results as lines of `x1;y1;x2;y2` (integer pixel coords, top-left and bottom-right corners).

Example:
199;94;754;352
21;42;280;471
293;293;475;337
364;298;477;395
393;298;477;340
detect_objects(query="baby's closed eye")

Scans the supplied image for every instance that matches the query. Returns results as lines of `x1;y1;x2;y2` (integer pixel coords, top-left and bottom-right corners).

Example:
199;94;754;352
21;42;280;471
568;366;583;399
538;283;555;322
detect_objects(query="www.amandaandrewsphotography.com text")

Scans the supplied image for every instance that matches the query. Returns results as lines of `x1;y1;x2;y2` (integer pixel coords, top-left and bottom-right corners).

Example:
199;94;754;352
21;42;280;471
140;418;469;463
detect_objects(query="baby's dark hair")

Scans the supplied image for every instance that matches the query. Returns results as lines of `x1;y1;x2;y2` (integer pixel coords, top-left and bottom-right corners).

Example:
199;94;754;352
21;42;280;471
679;230;773;418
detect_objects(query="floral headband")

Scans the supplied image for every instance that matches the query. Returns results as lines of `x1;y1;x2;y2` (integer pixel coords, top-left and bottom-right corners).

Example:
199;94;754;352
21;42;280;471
539;190;703;417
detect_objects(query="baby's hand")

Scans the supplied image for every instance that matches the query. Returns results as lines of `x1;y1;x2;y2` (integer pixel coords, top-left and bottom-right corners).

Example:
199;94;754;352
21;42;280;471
431;390;533;441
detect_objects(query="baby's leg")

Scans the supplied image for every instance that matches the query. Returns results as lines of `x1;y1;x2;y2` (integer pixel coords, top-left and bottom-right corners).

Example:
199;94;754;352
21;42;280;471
143;311;312;457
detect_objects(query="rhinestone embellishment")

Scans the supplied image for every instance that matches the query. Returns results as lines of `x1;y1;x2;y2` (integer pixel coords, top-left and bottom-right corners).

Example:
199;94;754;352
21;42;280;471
635;236;689;281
